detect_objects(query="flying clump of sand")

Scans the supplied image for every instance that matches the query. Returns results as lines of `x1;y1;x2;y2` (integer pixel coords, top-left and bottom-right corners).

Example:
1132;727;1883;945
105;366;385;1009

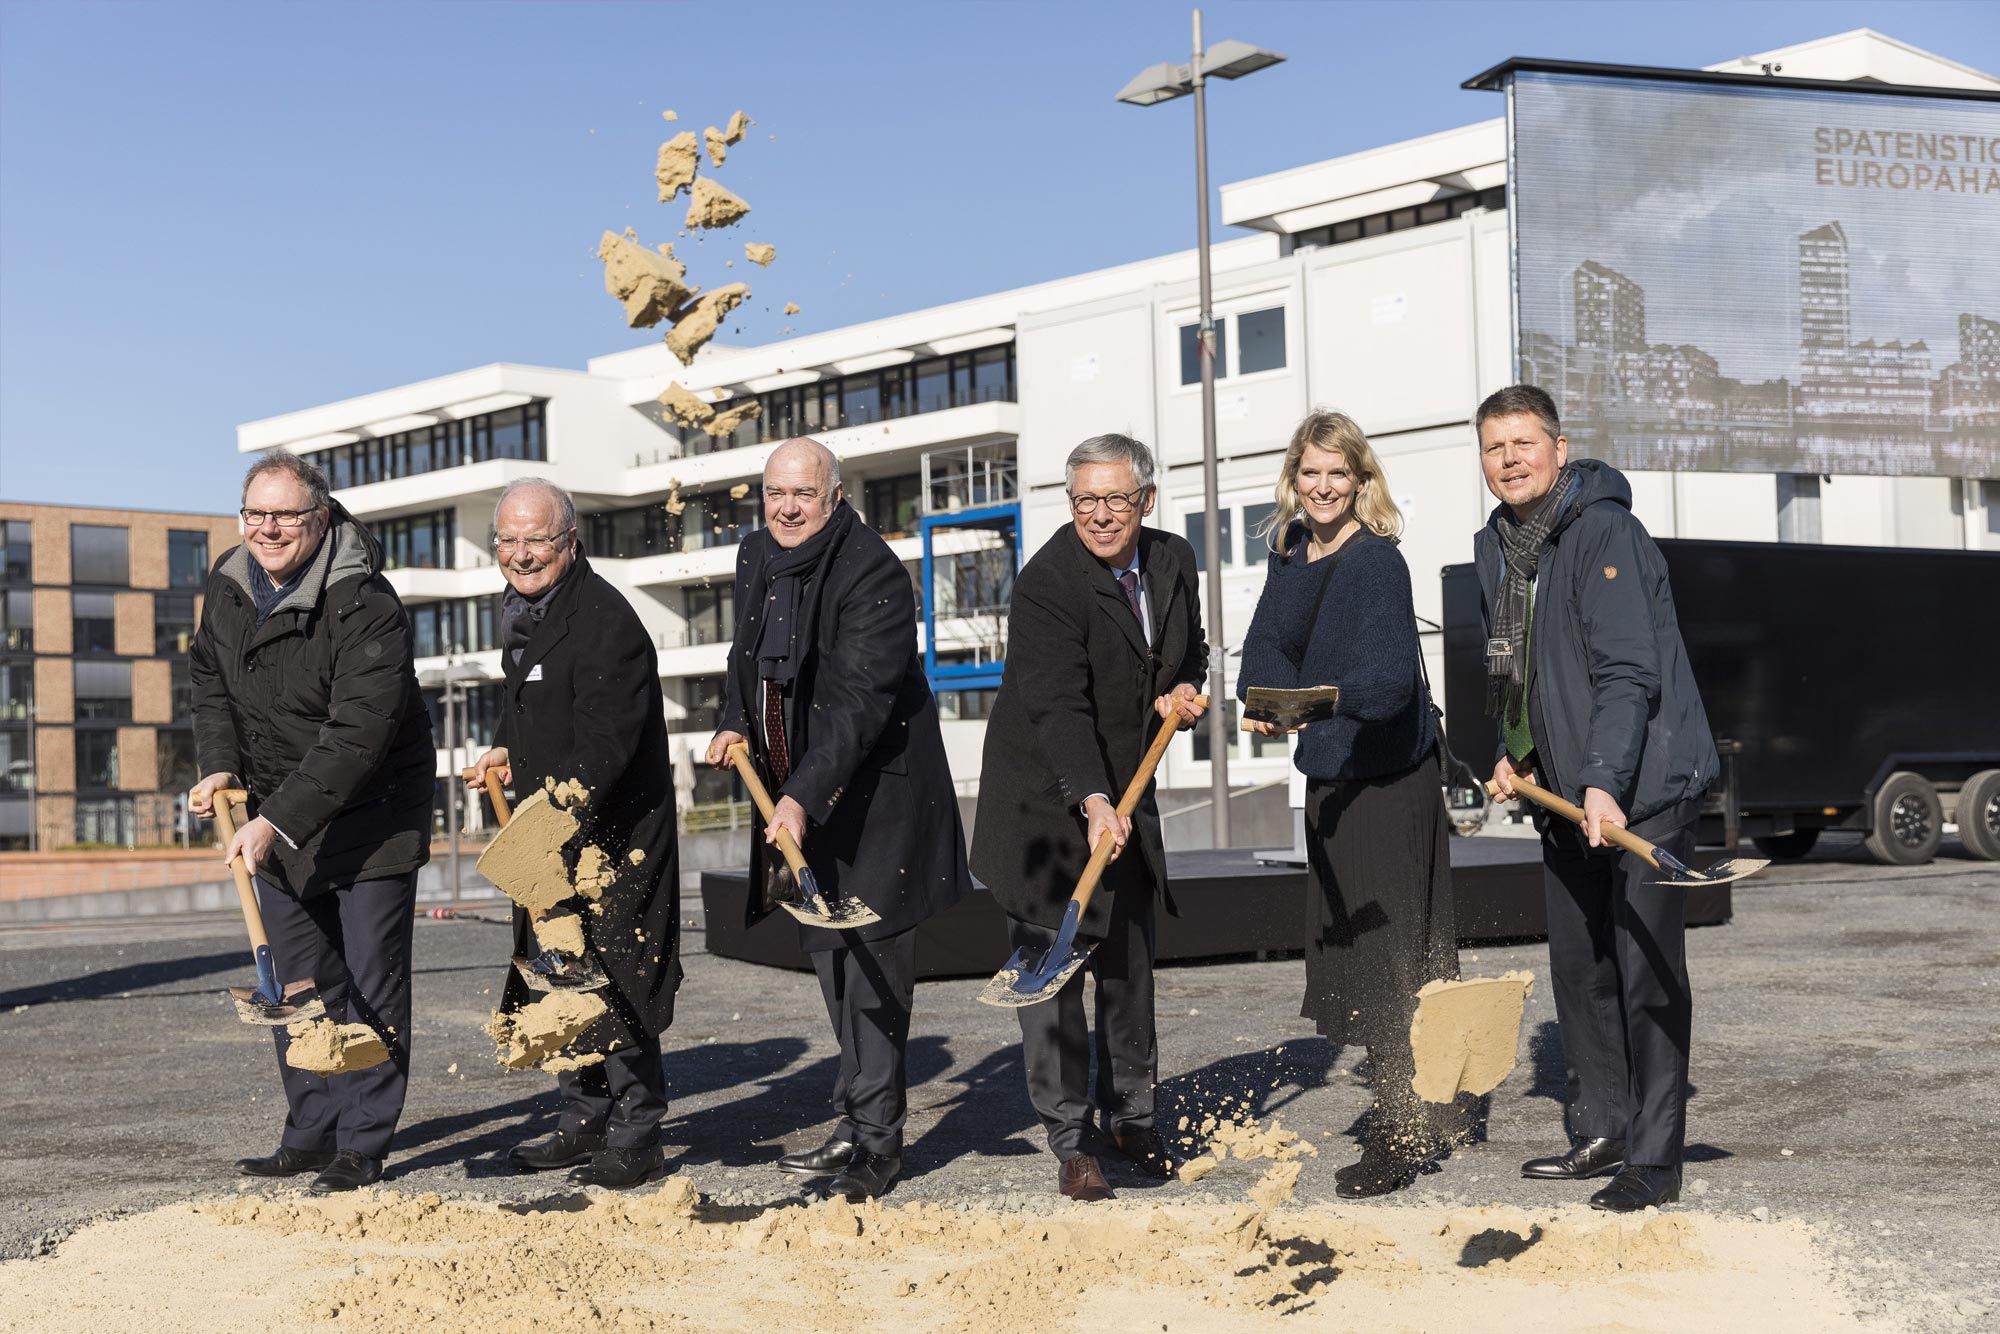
281;1018;387;1076
0;1183;1878;1334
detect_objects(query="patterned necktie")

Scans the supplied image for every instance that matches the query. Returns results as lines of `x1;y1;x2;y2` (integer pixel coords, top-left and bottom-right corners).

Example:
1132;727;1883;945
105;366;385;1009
763;680;791;787
1118;569;1143;626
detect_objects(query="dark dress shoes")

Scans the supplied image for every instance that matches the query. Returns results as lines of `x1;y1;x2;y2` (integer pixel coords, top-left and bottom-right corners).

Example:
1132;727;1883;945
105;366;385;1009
1334;1140;1420;1199
237;1146;335;1178
828;1150;901;1201
309;1151;383;1195
568;1145;668;1190
509;1129;605;1173
1058;1153;1115;1203
777;1135;858;1177
1107;1128;1176;1180
1521;1137;1626;1181
1590;1165;1681;1213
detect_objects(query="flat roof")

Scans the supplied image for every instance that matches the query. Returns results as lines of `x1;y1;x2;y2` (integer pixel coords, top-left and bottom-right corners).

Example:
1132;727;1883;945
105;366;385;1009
1463;56;2000;102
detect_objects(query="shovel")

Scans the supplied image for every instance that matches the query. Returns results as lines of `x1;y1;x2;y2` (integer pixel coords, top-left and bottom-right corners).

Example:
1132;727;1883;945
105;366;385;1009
466;768;610;993
202;787;326;1026
724;742;881;930
978;697;1205;1009
1487;775;1770;885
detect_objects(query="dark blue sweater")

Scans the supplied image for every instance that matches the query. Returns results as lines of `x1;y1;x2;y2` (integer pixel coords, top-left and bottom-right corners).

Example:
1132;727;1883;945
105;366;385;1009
1235;524;1435;781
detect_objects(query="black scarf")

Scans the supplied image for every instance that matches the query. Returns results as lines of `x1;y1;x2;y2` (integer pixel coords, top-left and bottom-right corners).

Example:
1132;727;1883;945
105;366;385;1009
1485;464;1577;721
502;560;573;665
749;500;855;685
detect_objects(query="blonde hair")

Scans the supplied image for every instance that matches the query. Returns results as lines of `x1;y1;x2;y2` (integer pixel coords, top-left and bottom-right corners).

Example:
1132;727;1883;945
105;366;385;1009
1255;410;1403;556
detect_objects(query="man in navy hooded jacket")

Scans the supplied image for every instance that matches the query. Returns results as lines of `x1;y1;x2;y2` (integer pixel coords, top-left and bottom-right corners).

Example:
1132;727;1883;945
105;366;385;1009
1475;384;1718;1214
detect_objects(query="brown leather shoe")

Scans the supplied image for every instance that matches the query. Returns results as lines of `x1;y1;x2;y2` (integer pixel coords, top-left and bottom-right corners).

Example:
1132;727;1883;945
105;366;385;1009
1059;1153;1115;1202
1108;1128;1175;1180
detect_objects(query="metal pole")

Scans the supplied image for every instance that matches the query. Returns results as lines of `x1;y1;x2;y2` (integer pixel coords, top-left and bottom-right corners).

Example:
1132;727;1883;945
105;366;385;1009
24;702;37;853
444;668;460;900
1192;7;1231;847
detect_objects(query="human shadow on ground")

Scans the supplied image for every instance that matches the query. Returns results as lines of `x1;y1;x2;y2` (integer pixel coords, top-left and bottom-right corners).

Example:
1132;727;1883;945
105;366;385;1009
391;1091;560;1179
0;950;243;1008
902;1043;1040;1177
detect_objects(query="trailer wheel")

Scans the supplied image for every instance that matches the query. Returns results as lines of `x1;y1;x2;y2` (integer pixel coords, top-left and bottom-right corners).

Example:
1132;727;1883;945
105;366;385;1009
1751;830;1819;860
1957;770;2000;861
1864;771;1942;866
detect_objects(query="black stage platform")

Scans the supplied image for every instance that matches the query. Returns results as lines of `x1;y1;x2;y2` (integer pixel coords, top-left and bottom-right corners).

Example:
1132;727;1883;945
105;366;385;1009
700;838;1734;980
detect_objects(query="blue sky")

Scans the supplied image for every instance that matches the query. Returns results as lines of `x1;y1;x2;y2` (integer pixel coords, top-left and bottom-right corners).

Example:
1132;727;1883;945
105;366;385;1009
1;0;1993;513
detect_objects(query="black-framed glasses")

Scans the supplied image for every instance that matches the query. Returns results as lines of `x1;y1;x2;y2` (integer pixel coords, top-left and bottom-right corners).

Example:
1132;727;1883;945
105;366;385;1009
1068;487;1147;516
240;507;322;529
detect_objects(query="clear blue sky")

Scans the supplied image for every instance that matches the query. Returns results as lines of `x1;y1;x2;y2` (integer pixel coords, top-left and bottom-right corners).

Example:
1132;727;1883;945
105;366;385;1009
1;0;1993;513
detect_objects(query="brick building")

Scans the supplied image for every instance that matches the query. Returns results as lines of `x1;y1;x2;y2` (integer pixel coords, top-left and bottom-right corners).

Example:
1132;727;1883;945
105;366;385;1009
0;502;242;849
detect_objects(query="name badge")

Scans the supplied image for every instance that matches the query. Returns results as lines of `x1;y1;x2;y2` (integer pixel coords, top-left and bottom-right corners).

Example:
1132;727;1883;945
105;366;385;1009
525;664;544;682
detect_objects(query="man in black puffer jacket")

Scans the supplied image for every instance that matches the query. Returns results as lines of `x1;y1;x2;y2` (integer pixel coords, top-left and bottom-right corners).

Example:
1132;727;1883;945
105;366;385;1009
1474;384;1718;1216
189;449;435;1194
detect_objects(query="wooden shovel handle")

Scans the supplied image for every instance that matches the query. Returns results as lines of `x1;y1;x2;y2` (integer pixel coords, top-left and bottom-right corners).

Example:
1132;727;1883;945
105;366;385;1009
1486;774;1661;866
724;742;812;880
1066;695;1209;919
201;788;267;952
463;767;511;827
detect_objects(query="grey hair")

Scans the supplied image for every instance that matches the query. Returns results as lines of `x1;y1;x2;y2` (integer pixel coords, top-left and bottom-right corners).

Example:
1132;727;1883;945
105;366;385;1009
1064;433;1156;493
496;477;578;533
242;449;330;510
1475;384;1563;443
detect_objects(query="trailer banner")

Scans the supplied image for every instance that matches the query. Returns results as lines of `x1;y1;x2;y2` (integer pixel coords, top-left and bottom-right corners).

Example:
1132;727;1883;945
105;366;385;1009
1506;68;2000;478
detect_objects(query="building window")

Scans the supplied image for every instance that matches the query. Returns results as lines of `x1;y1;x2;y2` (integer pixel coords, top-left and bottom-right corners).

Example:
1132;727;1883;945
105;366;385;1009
682;490;759;552
410;595;500;658
1243;502;1279;559
863;474;923;538
1179;321;1229;387
423;682;506;750
1184;509;1236;572
0;662;30;721
378;510;456;570
171;658;193;721
76;730;120;788
1237;307;1287;375
74;796;136;847
935;688;997;722
75;660;133;720
1294;185;1505;250
155;593;196;657
682;346;1017;454
679;583;735;647
156;728;199;794
675;675;726;733
322;401;547;490
168;530;209;588
0;727;31;793
1191;700;1243;763
73;591;117;655
1;590;31;652
1;521;30;584
585;504;672;560
71;524;129;585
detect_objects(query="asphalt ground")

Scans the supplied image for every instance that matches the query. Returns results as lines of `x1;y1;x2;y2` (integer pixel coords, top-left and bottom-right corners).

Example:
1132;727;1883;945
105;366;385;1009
0;833;1994;1329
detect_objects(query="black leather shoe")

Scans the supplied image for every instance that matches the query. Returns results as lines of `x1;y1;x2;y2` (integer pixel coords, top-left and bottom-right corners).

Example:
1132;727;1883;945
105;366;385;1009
1334;1140;1420;1199
777;1135;858;1177
1521;1137;1625;1181
237;1146;336;1178
568;1145;668;1190
509;1129;605;1173
1590;1165;1680;1212
309;1151;383;1194
1107;1128;1175;1180
827;1149;901;1201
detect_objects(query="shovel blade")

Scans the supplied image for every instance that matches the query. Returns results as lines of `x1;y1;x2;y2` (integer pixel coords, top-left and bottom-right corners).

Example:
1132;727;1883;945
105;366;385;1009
1649;855;1770;887
229;985;327;1027
775;866;881;930
976;940;1094;1009
512;951;612;993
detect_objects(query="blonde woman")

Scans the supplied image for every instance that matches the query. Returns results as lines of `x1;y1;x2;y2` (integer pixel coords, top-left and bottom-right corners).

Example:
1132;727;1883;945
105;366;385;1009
1237;410;1458;1198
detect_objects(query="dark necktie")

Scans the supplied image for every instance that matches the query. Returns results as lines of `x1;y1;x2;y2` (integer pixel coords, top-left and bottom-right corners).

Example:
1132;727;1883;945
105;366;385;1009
763;681;791;787
1118;569;1143;626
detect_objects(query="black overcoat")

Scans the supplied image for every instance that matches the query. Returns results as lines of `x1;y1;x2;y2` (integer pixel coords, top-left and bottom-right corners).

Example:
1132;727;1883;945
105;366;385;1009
970;525;1206;935
718;506;972;951
495;554;682;1041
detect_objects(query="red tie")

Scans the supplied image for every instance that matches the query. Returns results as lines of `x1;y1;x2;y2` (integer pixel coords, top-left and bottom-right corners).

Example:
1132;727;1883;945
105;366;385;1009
1118;569;1143;624
763;681;791;787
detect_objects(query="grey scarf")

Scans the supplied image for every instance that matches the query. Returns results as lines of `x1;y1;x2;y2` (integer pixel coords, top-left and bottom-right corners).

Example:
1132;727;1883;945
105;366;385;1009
1485;464;1577;721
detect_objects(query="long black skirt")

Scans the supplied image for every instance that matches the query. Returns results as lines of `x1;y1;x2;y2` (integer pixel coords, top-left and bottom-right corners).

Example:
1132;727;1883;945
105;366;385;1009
1301;758;1458;1049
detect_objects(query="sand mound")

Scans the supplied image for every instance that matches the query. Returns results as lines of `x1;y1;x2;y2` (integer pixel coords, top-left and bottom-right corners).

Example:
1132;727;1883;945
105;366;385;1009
1409;971;1535;1102
281;1018;388;1075
0;1186;1871;1334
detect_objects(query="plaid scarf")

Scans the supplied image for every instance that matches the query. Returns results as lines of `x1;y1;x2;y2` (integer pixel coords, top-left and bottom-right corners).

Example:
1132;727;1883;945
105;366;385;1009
1485;464;1577;721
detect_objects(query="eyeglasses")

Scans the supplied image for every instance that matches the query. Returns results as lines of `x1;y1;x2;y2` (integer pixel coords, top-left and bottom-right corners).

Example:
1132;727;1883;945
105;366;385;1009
240;507;322;529
762;486;826;505
1068;487;1148;516
492;531;572;557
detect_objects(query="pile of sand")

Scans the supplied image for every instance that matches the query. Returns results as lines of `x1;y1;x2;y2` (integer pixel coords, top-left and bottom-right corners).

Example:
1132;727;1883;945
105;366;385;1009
485;990;607;1070
1176;1109;1318;1186
0;1185;1874;1333
281;1018;388;1076
1409;970;1535;1103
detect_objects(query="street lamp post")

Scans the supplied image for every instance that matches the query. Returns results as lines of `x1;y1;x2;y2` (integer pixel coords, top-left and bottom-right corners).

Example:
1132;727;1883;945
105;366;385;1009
1118;11;1284;849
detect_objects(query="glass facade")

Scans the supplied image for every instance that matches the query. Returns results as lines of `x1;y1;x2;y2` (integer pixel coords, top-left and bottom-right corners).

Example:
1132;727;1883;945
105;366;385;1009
1184;508;1237;572
678;582;735;647
322;401;547;490
155;593;196;656
167;529;209;588
2;521;29;583
1292;186;1504;250
1179;321;1229;388
70;524;129;585
74;796;135;845
73;592;116;655
0;728;30;793
75;729;119;788
1179;308;1285;385
156;729;199;794
75;660;132;720
377;510;457;570
409;595;500;659
862;473;923;537
681;491;759;552
1;590;30;652
0;661;30;721
675;675;726;733
584;503;673;560
423;683;507;750
682;345;1016;453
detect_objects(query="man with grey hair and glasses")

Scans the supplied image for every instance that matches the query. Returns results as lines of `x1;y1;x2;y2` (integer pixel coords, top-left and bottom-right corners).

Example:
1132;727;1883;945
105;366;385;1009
189;449;434;1193
972;433;1207;1202
466;477;683;1189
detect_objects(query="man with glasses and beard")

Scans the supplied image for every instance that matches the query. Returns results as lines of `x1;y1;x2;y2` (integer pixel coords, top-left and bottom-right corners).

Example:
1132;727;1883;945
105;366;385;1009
972;433;1207;1203
706;437;971;1202
465;478;683;1189
189;450;435;1194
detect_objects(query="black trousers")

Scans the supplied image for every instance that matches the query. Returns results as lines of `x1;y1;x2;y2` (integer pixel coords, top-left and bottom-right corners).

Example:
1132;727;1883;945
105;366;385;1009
261;871;417;1161
1009;887;1157;1161
1541;796;1699;1169
555;1033;667;1149
810;927;918;1156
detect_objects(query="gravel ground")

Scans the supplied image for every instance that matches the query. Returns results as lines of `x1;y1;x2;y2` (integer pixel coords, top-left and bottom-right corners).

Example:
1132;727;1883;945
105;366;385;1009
1;833;1994;1329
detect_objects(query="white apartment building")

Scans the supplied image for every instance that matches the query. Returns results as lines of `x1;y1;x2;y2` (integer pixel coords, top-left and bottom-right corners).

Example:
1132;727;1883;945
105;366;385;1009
235;29;1998;822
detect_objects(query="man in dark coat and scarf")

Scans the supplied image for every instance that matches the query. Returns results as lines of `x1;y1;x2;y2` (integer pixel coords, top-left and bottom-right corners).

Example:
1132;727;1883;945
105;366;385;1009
706;437;972;1202
466;477;683;1190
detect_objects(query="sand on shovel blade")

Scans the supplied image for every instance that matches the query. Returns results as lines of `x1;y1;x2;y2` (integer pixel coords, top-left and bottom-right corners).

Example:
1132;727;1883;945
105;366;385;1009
475;790;580;914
